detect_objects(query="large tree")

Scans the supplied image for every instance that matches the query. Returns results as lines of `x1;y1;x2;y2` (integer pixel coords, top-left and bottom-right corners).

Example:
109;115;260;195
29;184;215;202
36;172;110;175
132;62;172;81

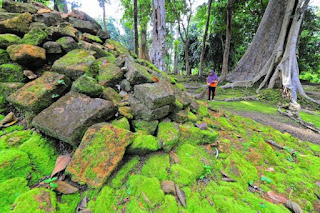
223;0;319;106
151;0;166;71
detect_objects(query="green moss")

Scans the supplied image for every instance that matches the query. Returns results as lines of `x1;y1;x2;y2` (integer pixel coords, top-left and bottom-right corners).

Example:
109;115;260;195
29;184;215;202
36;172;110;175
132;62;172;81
71;75;104;98
181;187;217;213
0;149;31;183
102;87;122;103
178;124;218;146
157;121;180;152
88;186;117;213
141;154;169;181
19;133;58;184
135;59;161;73
105;39;130;56
0;34;21;48
170;164;195;186
155;195;179;213
94;62;123;87
300;111;320;128
0;49;10;65
187;111;198;122
197;105;209;119
127;134;159;155
210;101;277;115
82;33;103;43
0;82;24;98
216;117;235;130
0;63;25;82
20;29;47;46
126;175;165;209
12;188;57;213
126;198;149;213
212;194;253;213
0;130;33;149
176;83;185;91
111;117;130;131
57;193;81;213
0;177;29;213
90;56;117;78
132;120;159;135
3;124;24;133
110;156;140;189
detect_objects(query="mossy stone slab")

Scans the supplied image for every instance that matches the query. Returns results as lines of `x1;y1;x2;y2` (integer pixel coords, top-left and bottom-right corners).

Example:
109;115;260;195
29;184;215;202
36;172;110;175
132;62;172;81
6;44;46;67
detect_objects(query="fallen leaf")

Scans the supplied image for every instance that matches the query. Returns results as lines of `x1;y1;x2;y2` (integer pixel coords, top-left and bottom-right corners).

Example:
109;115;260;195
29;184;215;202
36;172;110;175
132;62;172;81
222;177;236;182
0;112;18;128
175;184;186;207
195;123;208;130
285;200;303;213
152;76;159;82
169;151;180;164
267;191;287;204
265;167;275;172
161;181;176;195
51;155;71;177
220;170;230;178
23;70;38;80
54;180;78;194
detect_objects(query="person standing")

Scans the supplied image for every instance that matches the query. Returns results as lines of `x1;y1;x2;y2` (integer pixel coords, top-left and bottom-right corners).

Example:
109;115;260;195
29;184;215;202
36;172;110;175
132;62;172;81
206;70;218;101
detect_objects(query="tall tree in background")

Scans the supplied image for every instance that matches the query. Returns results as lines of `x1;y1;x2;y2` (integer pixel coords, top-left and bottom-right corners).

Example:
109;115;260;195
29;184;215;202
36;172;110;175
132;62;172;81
54;0;68;13
151;0;166;71
224;0;319;105
198;0;213;77
168;0;195;75
219;0;234;81
134;0;139;55
98;0;110;31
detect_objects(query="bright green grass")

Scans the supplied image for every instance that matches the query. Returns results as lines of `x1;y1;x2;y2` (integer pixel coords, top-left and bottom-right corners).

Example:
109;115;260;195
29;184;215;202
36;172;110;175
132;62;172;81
300;111;320;128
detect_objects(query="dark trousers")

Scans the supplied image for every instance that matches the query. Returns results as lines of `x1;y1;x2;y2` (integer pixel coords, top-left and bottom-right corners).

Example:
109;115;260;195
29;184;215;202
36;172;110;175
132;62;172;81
208;87;216;100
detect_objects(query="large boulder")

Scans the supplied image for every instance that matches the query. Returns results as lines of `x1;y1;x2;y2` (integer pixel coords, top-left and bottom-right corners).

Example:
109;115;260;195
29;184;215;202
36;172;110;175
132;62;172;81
66;123;134;188
127;134;159;155
52;49;95;80
0;34;21;49
69;17;100;35
7;72;70;114
0;12;19;22
97;29;110;42
134;82;175;110
43;41;62;54
20;28;48;46
105;39;130;56
71;75;104;98
2;0;38;14
45;25;79;40
0;63;25;82
56;36;78;52
32;92;117;146
79;40;109;58
80;33;103;44
6;44;46;67
157;121;180;152
125;57;153;85
0;12;32;36
33;11;63;26
93;59;124;87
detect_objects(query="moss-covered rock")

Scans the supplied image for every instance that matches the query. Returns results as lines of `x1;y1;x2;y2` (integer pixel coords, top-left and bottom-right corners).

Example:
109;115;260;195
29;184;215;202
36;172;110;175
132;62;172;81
45;25;79;40
88;186;117;212
141;154;169;181
0;63;25;82
0;12;32;35
109;156;140;189
111;117;130;130
157;121;180;152
20;28;48;46
132;119;159;135
169;110;189;123
57;193;81;213
118;106;133;119
92;58;124;87
127;133;159;155
0;49;10;65
56;36;78;53
0;149;31;183
102;87;122;103
80;33;103;44
0;33;21;48
7;72;71;114
0;129;33;149
3;0;38;13
67;123;134;188
71;75;104;98
179;124;218;145
126;175;165;210
12;188;57;213
79;40;110;59
0;177;29;213
0;82;24;97
125;58;154;85
6;44;46;67
105;39;130;56
52;49;95;80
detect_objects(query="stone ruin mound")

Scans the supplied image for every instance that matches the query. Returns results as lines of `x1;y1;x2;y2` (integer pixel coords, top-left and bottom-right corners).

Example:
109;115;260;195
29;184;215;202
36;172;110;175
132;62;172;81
0;0;218;191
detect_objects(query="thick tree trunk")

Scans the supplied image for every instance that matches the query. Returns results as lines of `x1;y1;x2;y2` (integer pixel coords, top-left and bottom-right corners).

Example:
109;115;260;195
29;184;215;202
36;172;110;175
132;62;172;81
184;43;191;75
198;0;213;77
134;0;139;56
54;0;68;13
151;0;166;71
102;1;107;31
139;27;150;61
223;0;319;105
220;0;234;82
174;51;179;74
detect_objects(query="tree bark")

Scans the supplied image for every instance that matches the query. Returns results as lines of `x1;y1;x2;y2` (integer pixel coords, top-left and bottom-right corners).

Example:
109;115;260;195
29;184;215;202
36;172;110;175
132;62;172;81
198;0;213;77
223;0;319;105
139;27;150;61
219;0;234;82
54;0;68;13
174;50;179;74
184;43;191;75
134;0;139;56
151;0;166;71
102;1;107;31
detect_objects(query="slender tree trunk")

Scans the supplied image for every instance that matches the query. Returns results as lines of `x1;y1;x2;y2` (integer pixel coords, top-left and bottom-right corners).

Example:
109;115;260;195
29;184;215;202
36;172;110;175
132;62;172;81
151;0;166;71
198;0;213;77
174;52;179;74
102;1;107;31
139;25;150;61
220;0;234;81
134;0;139;56
184;43;191;75
54;0;68;13
223;0;319;105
